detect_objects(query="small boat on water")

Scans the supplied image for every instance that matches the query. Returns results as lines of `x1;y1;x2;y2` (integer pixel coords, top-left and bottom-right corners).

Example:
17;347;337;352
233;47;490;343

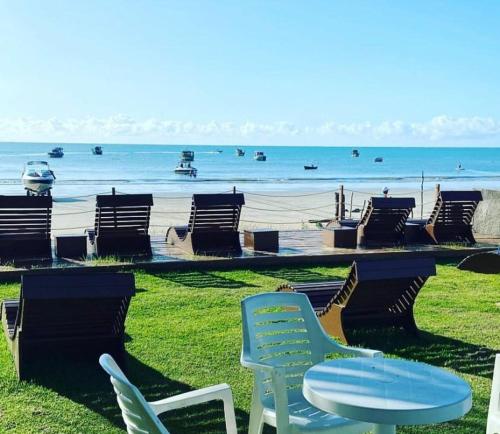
181;150;194;162
352;149;360;157
48;147;64;158
304;164;318;170
92;146;103;155
374;157;383;163
215;149;223;153
456;162;465;171
254;151;267;161
236;148;245;156
174;161;197;177
22;161;55;195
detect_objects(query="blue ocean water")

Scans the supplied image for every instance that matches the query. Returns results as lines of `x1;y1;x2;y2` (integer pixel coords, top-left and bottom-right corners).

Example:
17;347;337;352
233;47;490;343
0;142;499;196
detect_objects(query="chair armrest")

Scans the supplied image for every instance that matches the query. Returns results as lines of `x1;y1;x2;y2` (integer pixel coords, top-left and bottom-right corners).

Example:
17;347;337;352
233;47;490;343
241;356;284;374
149;383;232;415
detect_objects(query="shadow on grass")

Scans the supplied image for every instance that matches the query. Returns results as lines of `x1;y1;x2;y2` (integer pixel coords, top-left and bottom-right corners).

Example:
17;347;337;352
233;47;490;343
30;353;249;434
255;267;345;283
349;329;497;379
152;270;256;289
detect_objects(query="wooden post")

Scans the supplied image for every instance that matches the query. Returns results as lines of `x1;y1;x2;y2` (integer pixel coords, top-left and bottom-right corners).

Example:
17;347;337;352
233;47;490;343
339;185;345;221
334;192;339;220
112;187;116;195
435;183;441;198
420;172;424;219
233;185;236;194
349;191;354;219
360;199;366;217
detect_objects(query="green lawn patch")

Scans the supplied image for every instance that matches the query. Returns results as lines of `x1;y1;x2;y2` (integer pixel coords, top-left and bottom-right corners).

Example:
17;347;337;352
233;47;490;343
0;262;498;433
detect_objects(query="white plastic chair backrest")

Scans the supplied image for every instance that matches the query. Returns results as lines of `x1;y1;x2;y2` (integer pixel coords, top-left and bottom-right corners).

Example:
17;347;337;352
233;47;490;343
241;292;330;404
487;354;500;434
99;354;168;434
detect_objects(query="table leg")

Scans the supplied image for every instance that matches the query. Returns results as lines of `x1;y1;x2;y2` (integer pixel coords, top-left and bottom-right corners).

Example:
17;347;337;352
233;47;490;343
373;424;396;434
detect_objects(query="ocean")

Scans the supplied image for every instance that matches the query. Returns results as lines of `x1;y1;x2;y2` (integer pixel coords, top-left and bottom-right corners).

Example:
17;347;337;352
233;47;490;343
1;142;499;197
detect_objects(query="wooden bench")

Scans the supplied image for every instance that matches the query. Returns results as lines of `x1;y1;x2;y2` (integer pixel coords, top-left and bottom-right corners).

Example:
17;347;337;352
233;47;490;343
0;195;53;263
277;257;436;343
425;190;482;244
0;272;135;380
91;193;153;257
166;193;245;256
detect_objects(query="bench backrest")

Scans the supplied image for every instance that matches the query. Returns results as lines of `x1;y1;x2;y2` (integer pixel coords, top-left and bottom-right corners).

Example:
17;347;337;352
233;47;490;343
0;195;52;240
15;273;135;340
188;193;245;233
427;191;483;227
358;197;415;234
328;258;436;315
95;194;153;236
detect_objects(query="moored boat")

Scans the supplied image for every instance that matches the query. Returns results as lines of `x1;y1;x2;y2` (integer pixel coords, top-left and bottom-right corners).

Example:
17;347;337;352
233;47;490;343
181;150;194;162
236;148;245;156
22;161;55;195
374;157;383;163
92;146;103;155
174;161;197;177
254;151;267;161
304;164;318;170
48;147;64;158
352;149;360;157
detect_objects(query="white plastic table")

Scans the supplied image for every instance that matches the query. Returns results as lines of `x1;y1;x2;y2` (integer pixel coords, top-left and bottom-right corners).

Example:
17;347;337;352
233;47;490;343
303;357;472;434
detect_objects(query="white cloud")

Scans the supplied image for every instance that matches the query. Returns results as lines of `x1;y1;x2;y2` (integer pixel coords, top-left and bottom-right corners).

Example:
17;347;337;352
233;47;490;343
0;115;499;144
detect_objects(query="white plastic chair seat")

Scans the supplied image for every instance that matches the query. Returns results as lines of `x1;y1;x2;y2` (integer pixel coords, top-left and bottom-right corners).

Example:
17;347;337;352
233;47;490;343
263;397;372;433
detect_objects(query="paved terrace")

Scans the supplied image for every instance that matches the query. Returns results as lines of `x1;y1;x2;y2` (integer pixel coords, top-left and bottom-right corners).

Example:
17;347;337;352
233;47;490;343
0;230;497;280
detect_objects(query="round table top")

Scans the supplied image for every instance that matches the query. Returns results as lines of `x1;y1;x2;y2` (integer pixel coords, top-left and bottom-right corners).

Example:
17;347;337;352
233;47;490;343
303;357;472;426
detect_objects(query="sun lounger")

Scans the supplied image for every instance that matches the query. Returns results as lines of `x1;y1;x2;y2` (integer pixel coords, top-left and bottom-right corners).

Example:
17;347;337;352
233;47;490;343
355;197;416;246
0;195;53;262
166;193;245;255
90;193;153;256
277;257;436;343
0;272;135;380
425;190;483;244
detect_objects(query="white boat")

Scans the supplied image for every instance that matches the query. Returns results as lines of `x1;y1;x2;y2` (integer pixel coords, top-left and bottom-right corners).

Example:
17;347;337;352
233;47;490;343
254;151;267;161
174;161;197;177
22;161;55;195
181;150;194;162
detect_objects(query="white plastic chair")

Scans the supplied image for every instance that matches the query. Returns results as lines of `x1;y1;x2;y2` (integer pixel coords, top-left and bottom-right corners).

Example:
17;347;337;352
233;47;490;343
487;354;500;434
99;354;238;434
241;292;383;434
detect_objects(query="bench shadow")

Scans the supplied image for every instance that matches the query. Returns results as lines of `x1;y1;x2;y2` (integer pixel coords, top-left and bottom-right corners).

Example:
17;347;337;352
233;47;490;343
348;329;497;379
255;267;346;283
152;270;256;289
30;353;249;433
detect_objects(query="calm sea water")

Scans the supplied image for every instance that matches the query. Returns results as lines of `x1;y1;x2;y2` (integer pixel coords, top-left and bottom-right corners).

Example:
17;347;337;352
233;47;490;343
0;142;499;196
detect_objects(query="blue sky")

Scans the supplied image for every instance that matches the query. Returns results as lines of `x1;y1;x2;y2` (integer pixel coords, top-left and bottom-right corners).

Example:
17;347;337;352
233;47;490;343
1;1;499;146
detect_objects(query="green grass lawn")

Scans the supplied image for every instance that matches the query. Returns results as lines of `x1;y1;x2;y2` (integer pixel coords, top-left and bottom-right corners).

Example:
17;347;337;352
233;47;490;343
0;261;498;433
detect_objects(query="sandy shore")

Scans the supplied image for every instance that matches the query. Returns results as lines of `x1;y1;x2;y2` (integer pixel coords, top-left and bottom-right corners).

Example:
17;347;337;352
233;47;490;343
51;187;441;235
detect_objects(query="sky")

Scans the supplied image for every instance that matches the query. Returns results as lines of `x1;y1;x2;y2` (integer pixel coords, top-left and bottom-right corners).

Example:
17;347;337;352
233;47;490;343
1;0;500;146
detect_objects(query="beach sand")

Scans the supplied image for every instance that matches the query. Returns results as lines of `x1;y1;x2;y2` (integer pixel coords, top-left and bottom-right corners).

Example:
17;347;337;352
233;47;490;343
51;187;441;236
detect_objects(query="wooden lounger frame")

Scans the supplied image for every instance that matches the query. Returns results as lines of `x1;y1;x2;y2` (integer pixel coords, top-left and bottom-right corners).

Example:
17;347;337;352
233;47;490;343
425;190;482;244
0;195;53;263
0;272;135;380
92;193;153;257
166;193;245;256
277;257;436;343
356;197;415;247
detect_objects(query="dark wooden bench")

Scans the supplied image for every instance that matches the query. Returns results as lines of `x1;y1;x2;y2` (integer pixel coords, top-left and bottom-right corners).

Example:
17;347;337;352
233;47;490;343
0;195;53;263
166;193;245;256
277;257;436;343
425;190;482;244
457;251;500;274
356;197;416;247
91;193;153;256
0;272;135;380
